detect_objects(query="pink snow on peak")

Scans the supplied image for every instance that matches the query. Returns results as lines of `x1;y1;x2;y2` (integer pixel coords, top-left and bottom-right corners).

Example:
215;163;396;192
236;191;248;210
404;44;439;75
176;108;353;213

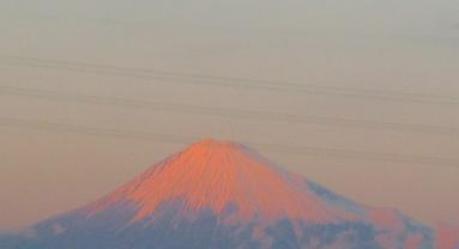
89;139;353;223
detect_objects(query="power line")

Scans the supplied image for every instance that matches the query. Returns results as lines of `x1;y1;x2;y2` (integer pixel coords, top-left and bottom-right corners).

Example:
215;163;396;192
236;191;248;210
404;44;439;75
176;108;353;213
1;55;459;105
0;117;191;144
0;117;458;169
2;85;457;135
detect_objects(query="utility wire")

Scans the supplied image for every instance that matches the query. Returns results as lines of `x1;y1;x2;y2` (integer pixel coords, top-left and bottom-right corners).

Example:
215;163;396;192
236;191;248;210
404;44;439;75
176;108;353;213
1;85;457;135
1;55;459;105
0;117;191;144
0;117;458;169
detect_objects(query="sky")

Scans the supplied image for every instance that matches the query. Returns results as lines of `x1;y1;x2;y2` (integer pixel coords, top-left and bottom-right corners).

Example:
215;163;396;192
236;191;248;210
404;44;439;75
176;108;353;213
0;0;458;231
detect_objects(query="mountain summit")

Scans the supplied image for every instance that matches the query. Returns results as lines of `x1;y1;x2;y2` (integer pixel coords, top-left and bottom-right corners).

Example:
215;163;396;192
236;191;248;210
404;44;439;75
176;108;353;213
1;139;456;249
90;139;353;224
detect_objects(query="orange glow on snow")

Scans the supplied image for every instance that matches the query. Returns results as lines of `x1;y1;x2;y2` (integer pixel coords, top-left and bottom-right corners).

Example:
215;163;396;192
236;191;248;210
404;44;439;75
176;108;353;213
90;139;349;223
369;208;405;231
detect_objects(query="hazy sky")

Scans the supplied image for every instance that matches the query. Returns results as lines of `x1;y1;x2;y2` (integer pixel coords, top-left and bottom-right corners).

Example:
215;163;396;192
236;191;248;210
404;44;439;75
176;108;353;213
0;0;458;231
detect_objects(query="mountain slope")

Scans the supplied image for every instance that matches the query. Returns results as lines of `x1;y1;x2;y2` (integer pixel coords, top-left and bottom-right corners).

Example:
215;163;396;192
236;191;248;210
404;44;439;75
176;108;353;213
1;139;454;249
89;139;358;224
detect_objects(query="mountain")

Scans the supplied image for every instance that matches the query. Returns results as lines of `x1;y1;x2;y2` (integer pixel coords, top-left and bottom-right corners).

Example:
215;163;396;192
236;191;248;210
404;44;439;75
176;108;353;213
1;139;456;249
